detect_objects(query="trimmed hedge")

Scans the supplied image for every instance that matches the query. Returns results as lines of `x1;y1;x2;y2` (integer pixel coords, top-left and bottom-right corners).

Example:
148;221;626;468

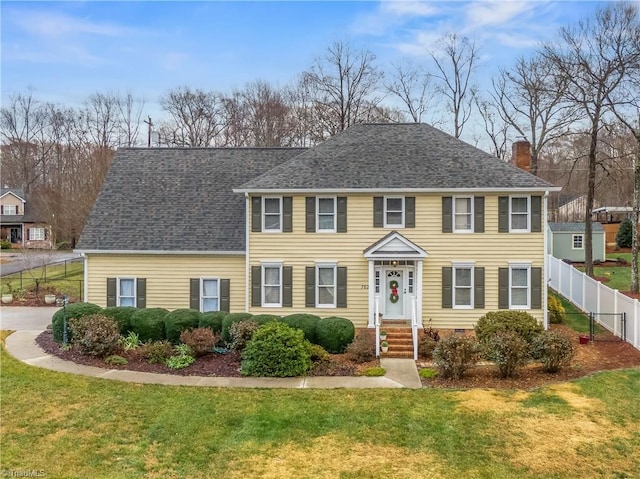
315;316;355;353
221;313;253;343
199;311;226;333
281;313;321;343
130;308;169;342
250;314;281;325
164;308;202;343
101;306;137;334
474;310;543;345
52;302;103;343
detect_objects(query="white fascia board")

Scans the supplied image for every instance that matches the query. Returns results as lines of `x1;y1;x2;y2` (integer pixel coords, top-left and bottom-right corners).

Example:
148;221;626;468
0;191;26;202
233;186;562;194
75;249;246;256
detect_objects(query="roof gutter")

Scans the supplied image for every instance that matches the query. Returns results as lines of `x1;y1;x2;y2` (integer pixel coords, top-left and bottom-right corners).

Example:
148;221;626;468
74;249;245;255
233;186;562;194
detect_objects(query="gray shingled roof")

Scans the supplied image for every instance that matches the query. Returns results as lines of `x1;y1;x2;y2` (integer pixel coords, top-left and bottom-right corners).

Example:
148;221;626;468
548;222;605;233
76;148;305;251
237;123;557;191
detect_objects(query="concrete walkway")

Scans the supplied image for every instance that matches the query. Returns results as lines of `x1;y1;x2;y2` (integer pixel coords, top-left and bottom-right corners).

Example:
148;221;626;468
4;329;423;389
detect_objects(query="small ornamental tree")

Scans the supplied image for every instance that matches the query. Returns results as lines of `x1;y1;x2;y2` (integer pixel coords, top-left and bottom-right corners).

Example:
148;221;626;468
616;219;633;248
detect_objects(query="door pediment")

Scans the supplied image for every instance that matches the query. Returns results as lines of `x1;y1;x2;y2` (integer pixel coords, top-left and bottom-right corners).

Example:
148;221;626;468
363;231;427;260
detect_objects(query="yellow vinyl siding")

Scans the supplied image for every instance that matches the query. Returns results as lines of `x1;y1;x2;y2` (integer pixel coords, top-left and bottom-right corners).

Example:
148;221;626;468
86;254;245;311
249;194;545;329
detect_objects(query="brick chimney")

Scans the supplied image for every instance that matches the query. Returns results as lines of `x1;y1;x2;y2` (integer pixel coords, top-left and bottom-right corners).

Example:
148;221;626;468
511;140;531;172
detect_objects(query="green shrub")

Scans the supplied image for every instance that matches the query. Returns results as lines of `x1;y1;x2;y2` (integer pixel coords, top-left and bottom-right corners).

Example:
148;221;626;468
251;314;281;325
280;313;321;343
548;295;566;325
199;311;226;333
130;308;169;342
164;308;202;343
241;322;312;377
221;313;253;343
432;335;480;379
474;310;543;345
137;340;174;364
229;320;260;351
0;239;12;249
101;306;137;334
345;330;375;364
482;331;530;378
616;218;633;248
68;314;121;358
362;367;386;377
315;317;355;353
119;331;141;351
179;327;219;357
419;335;439;359
52;302;103;343
166;344;195;369
105;355;128;365
419;368;438;379
530;330;576;373
306;343;330;362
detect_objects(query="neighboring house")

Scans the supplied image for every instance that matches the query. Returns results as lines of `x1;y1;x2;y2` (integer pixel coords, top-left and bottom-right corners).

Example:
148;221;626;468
547;222;606;263
548;193;592;222
0;188;52;249
76;123;560;331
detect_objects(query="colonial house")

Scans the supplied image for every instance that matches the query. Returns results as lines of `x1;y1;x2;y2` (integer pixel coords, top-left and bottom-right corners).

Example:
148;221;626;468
76;123;559;334
0;188;52;249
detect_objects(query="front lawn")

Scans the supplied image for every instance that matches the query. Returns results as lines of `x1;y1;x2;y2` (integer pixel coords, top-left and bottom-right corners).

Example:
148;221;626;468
2;331;639;479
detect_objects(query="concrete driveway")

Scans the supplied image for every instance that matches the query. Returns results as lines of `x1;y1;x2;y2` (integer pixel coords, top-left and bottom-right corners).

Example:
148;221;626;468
0;306;57;330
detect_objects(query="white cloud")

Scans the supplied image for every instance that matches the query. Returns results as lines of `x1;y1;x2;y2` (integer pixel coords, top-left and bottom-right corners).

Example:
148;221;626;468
381;0;440;17
464;1;538;29
8;9;134;38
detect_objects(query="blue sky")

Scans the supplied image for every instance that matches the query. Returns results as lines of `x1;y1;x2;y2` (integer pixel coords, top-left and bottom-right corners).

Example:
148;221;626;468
1;0;609;135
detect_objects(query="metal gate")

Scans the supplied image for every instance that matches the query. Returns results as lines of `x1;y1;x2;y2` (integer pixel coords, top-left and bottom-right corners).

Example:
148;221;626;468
588;312;627;343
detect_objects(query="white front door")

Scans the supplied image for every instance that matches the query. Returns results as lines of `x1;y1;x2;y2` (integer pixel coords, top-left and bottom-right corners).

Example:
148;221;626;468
384;269;404;319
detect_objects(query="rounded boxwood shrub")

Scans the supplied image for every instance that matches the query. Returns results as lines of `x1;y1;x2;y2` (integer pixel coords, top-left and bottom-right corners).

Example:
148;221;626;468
281;313;321;343
474;310;543;345
68;314;121;358
52;302;102;343
530;330;575;373
241;322;312;377
199;311;226;333
101;306;137;334
164;308;202;343
250;314;281;326
130;308;169;342
221;312;253;343
315;316;355;353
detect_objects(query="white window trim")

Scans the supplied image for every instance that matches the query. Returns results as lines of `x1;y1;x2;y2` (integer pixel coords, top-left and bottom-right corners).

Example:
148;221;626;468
117;277;136;307
28;227;45;241
3;205;17;215
316;262;337;308
200;277;220;312
453;196;474;233
452;261;475;309
572;234;584;250
261;262;283;307
509;195;531;233
262;196;282;233
508;262;531;310
384;196;405;228
316;196;337;233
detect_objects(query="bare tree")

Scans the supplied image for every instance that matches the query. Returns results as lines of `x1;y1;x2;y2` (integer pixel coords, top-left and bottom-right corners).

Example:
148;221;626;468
475;97;510;159
384;62;436;123
82;92;121;148
429;33;479;138
240;81;293;147
117;92;145;147
542;2;640;276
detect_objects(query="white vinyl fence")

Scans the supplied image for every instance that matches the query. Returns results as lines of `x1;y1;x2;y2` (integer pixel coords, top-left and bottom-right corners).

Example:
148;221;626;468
548;254;640;351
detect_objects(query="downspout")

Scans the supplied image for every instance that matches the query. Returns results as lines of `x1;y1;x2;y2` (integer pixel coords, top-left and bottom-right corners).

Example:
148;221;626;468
543;191;549;329
82;253;88;303
245;193;250;313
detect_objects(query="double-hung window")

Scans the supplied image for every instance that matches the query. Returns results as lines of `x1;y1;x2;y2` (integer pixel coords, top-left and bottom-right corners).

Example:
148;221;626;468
263;197;282;232
510;196;530;232
509;263;530;309
572;234;584;250
453;197;473;232
317;197;336;232
453;263;473;308
29;227;45;241
316;263;336;307
262;263;282;307
201;278;219;312
118;278;136;307
384;197;404;228
3;205;17;215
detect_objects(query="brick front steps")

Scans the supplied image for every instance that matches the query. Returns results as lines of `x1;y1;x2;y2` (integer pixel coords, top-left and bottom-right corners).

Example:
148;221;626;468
380;323;415;358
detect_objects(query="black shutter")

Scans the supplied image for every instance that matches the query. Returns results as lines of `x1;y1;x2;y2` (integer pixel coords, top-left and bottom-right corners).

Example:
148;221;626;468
531;267;542;309
498;268;509;309
474;197;485;233
251;196;262;232
106;278;116;307
498;196;509;233
373;197;383;227
442;267;452;308
190;279;200;310
337;266;347;308
531;196;542;232
251;266;261;307
305;197;316;233
474;267;485;309
442;197;452;233
337;197;347;233
283;197;293;232
136;278;146;309
405;197;415;228
220;279;230;312
283;266;292;307
305;266;315;307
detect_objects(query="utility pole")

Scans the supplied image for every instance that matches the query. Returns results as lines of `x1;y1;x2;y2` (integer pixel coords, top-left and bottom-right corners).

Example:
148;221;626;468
143;116;153;147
